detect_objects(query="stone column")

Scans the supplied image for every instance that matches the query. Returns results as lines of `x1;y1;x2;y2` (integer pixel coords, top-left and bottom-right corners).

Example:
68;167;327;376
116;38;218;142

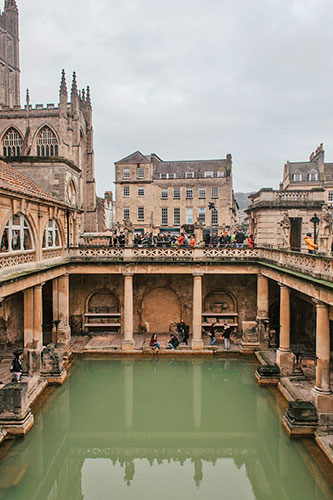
192;272;204;350
33;284;43;350
57;274;71;344
276;284;293;376
122;273;135;350
314;302;331;394
257;274;269;346
52;278;59;343
23;288;34;348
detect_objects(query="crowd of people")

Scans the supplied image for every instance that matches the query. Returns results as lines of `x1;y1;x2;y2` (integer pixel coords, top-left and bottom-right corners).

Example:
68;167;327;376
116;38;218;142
149;320;233;351
108;228;254;248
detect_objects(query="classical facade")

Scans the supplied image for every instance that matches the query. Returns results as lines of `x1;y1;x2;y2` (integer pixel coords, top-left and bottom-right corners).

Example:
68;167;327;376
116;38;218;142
114;151;237;236
0;1;98;232
247;145;333;253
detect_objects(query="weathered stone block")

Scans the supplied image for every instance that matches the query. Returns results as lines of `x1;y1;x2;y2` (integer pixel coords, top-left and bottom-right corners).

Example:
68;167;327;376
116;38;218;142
0;383;34;435
283;401;318;437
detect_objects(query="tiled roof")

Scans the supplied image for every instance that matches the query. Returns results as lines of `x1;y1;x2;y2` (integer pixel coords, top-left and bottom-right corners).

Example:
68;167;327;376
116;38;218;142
154;159;228;176
0;160;66;206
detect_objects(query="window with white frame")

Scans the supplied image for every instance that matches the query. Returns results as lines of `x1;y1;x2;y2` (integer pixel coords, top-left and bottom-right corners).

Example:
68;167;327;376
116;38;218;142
328;191;333;203
204;171;213;178
137;187;145;197
161;188;168;199
137;167;145;179
36;126;58;157
123;186;130;197
186;208;193;224
186;188;193;199
137;207;144;220
211;187;219;198
123;208;130;220
160;173;167;179
217;170;225;178
198;188;206;199
168;173;176;179
308;171;318;181
161;208;168;225
0;213;33;253
43;219;61;248
292;173;302;182
2;127;23;156
186;172;194;179
198;207;206;224
173;188;180;199
123;168;130;179
174;208;180;226
211;208;218;225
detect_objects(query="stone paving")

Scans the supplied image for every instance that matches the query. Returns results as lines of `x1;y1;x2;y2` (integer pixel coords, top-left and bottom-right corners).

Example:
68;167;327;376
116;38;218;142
70;333;241;354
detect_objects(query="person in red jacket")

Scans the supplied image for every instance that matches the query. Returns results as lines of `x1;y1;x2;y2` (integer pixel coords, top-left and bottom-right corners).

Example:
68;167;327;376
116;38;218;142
248;234;255;248
190;235;196;247
177;233;185;246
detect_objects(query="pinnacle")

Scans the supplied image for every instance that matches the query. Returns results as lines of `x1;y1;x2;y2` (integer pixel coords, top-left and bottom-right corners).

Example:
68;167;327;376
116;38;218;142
59;69;67;96
86;86;92;108
71;71;78;98
4;0;18;11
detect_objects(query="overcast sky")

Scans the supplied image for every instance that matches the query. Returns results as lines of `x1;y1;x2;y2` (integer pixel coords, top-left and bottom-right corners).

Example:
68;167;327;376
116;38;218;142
17;0;333;196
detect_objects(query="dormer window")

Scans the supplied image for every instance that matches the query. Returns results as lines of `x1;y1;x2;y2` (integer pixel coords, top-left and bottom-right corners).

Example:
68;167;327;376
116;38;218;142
308;170;318;181
292;173;302;182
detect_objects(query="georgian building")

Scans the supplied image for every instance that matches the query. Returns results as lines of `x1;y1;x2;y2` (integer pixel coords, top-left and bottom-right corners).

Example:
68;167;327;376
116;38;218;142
0;1;98;232
114;151;237;235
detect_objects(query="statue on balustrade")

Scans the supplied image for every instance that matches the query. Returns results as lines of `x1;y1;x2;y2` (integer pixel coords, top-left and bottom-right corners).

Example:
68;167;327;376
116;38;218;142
318;204;332;255
194;218;204;244
279;212;291;249
123;219;134;246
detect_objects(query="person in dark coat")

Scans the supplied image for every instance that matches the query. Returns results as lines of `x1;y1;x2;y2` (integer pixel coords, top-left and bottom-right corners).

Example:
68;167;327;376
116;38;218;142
168;334;179;350
11;350;23;382
209;321;217;345
223;323;232;350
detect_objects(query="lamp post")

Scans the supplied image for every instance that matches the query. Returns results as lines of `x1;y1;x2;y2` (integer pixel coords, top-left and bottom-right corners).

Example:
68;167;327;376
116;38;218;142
310;213;320;245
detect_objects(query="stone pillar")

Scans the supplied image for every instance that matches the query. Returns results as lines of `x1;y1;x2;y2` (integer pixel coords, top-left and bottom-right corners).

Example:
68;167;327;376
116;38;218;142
276;284;293;376
23;288;34;348
315;302;331;394
122;273;135;350
52;278;59;343
192;273;204;350
257;274;269;346
57;274;71;345
33;284;43;350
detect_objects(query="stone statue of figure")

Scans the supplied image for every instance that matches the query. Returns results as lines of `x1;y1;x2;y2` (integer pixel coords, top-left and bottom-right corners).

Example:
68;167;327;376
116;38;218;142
279;212;291;248
123;219;134;246
318;204;332;255
194;218;204;243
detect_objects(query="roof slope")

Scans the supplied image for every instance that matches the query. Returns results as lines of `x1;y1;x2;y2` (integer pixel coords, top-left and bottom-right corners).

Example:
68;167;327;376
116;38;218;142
115;151;150;164
0;160;66;206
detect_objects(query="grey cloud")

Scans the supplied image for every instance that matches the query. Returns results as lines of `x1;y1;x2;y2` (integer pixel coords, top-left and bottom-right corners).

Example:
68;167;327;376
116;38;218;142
17;0;333;195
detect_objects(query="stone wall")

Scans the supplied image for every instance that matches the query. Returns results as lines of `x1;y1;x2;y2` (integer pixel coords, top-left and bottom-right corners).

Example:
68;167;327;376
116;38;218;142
1;291;23;345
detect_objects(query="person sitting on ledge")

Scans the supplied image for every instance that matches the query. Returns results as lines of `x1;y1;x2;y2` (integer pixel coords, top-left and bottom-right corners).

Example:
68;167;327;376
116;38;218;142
304;233;317;254
10;349;23;382
150;333;160;350
168;334;180;350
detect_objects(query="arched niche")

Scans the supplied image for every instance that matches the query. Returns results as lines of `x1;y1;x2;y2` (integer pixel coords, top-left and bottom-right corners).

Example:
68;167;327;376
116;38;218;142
86;289;119;314
204;290;237;314
141;287;181;333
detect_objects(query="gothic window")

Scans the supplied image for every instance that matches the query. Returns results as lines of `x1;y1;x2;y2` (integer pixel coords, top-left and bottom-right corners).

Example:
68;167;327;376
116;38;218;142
42;219;61;249
0;213;33;253
2;127;23;156
36;126;58;157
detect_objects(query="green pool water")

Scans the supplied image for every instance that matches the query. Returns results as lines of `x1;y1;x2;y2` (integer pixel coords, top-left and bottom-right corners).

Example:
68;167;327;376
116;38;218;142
0;358;332;500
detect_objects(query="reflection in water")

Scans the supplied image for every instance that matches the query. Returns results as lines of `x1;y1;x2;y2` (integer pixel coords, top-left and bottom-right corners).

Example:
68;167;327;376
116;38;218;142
0;359;332;500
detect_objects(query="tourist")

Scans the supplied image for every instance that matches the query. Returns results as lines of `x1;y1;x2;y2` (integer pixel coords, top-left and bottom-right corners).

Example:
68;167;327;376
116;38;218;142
304;233;317;254
190;235;196;248
204;232;211;247
118;232;125;247
209;321;217;345
168;334;180;350
248;234;255;248
10;349;23;382
223;323;232;350
236;229;245;248
177;320;190;345
177;233;185;247
231;231;236;247
211;232;218;247
149;334;160;350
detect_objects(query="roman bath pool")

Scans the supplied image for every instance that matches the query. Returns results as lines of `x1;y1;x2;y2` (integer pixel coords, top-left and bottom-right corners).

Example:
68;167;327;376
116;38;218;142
0;358;332;500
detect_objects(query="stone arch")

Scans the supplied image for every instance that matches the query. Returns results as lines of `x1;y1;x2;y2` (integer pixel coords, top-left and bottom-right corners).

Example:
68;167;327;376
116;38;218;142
86;288;119;314
1;126;23;156
141;287;181;333
0;211;36;253
203;290;238;314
